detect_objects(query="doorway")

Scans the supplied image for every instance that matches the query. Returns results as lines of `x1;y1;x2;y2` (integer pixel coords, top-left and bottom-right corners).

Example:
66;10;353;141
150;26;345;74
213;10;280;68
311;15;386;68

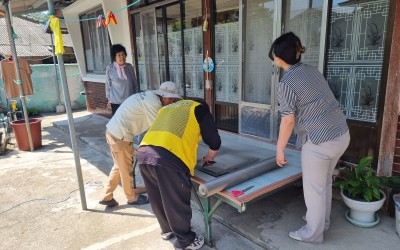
132;0;203;100
238;0;326;141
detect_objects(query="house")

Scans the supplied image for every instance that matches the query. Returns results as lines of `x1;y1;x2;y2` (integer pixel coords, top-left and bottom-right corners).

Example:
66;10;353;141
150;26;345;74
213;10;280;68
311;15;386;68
0;15;75;63
62;0;400;211
0;3;83;113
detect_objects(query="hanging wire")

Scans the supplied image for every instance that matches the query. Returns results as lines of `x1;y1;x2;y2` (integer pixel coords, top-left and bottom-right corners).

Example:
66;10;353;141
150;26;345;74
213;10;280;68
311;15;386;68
58;0;142;22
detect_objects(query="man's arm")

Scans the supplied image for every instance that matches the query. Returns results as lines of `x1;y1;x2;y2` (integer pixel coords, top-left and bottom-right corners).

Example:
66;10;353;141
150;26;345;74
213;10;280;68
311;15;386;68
195;103;221;164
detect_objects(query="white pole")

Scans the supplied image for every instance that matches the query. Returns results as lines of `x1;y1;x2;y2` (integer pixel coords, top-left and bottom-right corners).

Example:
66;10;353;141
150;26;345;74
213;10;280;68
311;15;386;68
47;0;87;210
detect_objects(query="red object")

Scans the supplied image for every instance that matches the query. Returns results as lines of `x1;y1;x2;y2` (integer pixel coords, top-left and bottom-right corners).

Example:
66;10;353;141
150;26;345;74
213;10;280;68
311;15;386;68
10;118;42;151
106;12;117;26
231;185;254;197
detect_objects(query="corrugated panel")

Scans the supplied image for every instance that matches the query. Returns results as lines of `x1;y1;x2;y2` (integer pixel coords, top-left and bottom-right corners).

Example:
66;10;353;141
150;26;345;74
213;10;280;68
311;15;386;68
0;16;73;57
0;45;52;57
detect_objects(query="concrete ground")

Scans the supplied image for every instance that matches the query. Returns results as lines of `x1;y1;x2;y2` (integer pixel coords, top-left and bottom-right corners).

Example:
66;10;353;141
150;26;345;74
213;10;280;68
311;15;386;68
1;110;399;250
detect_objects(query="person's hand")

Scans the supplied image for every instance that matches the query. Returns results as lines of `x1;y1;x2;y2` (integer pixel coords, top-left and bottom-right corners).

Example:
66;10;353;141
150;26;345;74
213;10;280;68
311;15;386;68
276;149;287;167
202;156;216;167
107;102;111;109
202;149;218;167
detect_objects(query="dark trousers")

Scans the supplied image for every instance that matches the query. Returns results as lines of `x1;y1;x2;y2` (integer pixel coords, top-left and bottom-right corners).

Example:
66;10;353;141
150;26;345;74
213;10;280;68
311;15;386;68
111;103;120;116
139;163;196;248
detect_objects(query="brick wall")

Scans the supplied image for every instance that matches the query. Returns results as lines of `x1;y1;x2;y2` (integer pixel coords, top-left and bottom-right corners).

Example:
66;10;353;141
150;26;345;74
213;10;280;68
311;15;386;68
388;115;400;217
83;81;111;118
393;115;400;176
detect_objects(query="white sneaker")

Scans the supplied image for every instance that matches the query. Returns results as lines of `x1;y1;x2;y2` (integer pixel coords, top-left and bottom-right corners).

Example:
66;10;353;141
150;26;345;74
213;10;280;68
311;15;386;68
175;236;205;250
289;231;303;241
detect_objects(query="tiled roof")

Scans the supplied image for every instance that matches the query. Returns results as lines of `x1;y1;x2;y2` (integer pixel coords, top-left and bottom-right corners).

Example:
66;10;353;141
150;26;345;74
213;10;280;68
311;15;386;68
0;16;73;57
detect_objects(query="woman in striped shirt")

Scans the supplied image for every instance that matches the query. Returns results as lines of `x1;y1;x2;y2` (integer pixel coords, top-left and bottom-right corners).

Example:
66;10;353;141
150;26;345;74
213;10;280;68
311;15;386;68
269;32;350;243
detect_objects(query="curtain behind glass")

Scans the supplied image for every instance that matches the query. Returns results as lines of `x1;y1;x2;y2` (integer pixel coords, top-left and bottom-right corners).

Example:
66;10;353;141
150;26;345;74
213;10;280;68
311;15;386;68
283;0;323;69
243;0;274;104
141;12;160;90
81;9;111;73
134;14;147;91
166;4;184;96
215;0;240;104
156;9;167;83
183;0;203;99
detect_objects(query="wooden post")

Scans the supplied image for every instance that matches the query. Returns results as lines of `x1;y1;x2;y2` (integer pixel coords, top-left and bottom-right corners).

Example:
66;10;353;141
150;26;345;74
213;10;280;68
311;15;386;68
377;0;400;177
203;0;214;114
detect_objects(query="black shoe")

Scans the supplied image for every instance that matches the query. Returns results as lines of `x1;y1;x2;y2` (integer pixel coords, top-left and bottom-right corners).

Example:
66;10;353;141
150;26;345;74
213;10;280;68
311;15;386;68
174;236;205;250
99;198;118;207
127;195;149;205
161;232;175;240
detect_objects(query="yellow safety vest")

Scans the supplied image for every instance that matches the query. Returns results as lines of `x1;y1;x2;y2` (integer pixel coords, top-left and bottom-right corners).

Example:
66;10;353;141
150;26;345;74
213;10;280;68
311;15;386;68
140;100;201;175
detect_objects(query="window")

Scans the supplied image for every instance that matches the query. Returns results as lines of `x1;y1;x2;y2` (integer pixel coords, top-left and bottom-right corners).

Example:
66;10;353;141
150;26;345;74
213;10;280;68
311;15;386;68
325;0;389;122
80;7;111;74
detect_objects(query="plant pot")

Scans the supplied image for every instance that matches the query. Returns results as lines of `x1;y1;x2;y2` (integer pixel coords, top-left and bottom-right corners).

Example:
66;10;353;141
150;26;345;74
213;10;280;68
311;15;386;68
10;118;42;151
341;189;386;227
393;194;400;237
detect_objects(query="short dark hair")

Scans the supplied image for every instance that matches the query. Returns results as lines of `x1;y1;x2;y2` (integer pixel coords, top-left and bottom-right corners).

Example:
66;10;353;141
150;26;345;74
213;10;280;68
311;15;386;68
268;32;304;65
110;44;127;61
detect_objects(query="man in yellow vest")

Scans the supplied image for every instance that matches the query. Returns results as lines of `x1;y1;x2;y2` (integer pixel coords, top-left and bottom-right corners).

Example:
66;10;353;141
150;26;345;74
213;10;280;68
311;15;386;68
138;100;221;250
99;82;182;207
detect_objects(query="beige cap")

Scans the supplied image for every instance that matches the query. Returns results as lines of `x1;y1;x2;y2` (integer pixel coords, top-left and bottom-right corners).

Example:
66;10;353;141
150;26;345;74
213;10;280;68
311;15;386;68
152;81;182;99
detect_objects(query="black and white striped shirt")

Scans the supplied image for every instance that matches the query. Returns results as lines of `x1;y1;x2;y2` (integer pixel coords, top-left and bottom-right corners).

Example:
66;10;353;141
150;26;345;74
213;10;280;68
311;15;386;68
277;63;348;147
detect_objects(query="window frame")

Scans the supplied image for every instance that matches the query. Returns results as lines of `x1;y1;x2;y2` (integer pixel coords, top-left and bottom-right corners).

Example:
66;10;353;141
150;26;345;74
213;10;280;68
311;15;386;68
80;6;111;74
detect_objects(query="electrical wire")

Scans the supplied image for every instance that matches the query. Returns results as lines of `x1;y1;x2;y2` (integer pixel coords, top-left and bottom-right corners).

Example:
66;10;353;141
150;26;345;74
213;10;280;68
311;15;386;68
0;180;104;215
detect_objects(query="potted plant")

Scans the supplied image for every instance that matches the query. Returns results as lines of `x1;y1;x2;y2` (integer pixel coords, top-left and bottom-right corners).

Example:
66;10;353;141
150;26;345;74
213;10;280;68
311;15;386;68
334;156;400;227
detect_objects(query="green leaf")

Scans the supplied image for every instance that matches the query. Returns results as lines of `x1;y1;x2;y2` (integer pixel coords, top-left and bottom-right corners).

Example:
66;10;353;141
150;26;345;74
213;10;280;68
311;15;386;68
372;188;381;200
364;190;372;202
356;156;373;176
339;168;354;177
348;180;360;187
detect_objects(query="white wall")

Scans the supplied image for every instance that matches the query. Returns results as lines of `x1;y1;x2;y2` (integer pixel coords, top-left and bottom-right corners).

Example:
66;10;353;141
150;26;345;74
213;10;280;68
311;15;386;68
103;0;133;63
62;0;132;83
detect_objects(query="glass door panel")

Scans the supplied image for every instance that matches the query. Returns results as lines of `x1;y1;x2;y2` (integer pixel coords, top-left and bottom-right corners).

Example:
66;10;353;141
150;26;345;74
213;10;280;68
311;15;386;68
133;13;147;91
215;0;240;132
282;0;324;68
156;8;167;83
242;0;275;105
183;0;203;100
165;3;184;96
281;0;325;144
215;0;240;104
141;11;160;90
240;0;275;139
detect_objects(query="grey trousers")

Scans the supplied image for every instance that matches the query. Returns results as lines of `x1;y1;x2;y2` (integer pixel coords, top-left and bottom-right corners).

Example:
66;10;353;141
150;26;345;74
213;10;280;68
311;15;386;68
297;131;350;243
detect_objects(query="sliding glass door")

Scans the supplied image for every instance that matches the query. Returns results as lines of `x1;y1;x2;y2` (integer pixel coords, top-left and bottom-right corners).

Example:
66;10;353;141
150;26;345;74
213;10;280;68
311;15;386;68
239;0;327;141
240;0;277;139
132;0;203;100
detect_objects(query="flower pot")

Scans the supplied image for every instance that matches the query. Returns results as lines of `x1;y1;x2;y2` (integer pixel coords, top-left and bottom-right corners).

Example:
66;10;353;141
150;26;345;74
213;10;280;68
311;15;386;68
341;190;386;227
394;194;400;237
10;118;42;151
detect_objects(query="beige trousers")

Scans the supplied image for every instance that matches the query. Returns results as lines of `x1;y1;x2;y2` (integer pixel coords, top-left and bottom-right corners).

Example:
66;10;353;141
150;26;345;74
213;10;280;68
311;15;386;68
298;131;350;243
102;130;137;203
